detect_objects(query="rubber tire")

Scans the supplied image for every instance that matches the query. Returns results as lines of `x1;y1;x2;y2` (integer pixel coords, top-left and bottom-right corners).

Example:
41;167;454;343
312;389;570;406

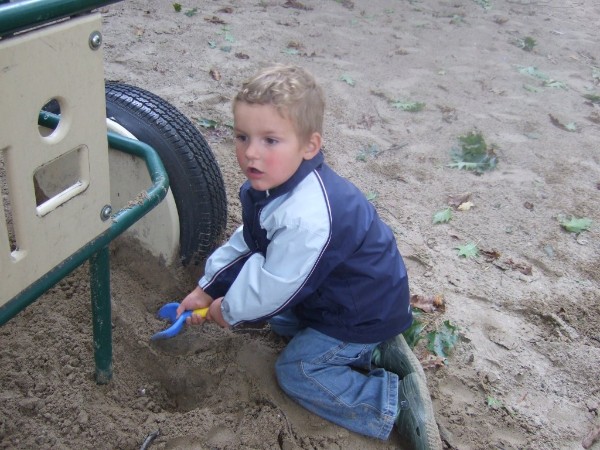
104;82;227;266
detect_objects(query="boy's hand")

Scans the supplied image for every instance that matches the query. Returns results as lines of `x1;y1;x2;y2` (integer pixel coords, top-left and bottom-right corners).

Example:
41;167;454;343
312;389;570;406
177;286;213;325
207;297;229;328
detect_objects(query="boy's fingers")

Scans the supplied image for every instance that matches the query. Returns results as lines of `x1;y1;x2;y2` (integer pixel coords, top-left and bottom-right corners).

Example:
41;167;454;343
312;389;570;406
188;312;206;325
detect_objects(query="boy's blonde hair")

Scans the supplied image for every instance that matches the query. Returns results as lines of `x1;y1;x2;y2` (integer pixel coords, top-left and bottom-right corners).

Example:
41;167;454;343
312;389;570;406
233;64;325;142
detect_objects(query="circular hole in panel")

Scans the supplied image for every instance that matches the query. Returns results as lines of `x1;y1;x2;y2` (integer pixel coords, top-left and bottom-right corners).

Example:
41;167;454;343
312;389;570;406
39;97;63;138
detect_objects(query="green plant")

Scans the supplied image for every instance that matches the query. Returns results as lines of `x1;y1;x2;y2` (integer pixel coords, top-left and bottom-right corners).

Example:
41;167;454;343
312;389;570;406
448;131;497;173
427;320;459;359
517;36;536;52
402;311;425;349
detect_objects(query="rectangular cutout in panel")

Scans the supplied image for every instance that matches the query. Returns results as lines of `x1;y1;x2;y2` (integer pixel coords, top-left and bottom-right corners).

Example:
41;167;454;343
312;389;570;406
34;145;90;217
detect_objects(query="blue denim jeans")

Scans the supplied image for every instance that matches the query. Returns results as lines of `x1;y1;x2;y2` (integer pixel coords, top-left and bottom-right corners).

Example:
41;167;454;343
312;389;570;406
270;311;398;440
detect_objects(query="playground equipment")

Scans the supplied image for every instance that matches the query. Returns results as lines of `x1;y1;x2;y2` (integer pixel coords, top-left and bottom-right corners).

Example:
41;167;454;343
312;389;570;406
0;0;227;383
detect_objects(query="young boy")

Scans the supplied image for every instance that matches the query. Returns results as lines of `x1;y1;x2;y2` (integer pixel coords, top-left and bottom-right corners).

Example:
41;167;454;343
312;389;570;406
176;64;442;449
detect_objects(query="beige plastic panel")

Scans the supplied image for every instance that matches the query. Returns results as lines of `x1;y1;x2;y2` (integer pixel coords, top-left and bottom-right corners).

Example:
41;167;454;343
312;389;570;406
0;14;111;305
106;119;180;267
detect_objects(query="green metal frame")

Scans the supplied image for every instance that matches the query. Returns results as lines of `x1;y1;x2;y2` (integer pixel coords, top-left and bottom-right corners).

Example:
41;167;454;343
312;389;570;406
0;0;120;37
0;112;170;384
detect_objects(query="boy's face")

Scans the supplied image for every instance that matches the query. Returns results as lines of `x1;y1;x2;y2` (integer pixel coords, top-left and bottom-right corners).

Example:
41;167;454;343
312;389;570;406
233;102;321;191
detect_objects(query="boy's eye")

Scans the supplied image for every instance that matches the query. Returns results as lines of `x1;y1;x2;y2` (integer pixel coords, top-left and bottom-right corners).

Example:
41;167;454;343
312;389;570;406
235;134;247;142
265;137;278;145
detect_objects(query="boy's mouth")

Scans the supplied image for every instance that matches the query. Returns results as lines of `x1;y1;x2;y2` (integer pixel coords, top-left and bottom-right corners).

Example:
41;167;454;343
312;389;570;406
247;167;264;179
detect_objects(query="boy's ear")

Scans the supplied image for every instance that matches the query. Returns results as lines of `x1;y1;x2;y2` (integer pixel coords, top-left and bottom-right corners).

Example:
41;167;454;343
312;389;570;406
303;132;322;160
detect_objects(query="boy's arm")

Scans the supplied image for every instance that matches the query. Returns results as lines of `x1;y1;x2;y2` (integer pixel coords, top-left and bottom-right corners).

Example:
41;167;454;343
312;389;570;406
219;223;329;325
199;225;253;299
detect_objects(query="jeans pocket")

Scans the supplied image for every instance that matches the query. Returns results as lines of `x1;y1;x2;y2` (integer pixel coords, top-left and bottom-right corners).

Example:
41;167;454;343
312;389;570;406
315;342;373;367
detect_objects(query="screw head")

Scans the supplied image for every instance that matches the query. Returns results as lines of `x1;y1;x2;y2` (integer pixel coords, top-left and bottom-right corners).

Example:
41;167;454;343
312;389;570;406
89;31;102;50
100;205;112;221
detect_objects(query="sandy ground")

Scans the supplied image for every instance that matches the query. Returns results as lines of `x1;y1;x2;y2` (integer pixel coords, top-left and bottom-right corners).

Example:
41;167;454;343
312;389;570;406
1;0;600;449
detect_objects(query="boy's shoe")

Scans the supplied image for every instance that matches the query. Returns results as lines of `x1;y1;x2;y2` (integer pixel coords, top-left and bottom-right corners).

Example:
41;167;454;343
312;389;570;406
372;334;426;381
396;372;443;450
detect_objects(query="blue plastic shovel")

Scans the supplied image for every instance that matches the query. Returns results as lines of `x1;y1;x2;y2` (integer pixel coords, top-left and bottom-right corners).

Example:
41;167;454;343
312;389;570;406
151;302;208;340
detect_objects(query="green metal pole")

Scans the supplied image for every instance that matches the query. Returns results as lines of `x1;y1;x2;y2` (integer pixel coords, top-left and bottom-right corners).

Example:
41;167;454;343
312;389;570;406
90;245;112;384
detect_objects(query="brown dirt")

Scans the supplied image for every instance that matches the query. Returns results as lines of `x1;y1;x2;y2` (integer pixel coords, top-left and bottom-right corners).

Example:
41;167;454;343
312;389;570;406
1;0;599;449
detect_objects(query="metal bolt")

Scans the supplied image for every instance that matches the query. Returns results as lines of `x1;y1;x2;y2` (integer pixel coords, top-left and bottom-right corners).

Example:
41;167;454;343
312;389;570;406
100;205;112;221
89;31;102;50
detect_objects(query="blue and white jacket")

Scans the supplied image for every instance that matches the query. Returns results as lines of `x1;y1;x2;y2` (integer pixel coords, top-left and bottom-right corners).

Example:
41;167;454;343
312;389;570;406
199;151;412;344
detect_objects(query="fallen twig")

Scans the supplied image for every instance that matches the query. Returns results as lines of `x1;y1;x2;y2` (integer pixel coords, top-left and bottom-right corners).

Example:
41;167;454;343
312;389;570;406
543;313;579;340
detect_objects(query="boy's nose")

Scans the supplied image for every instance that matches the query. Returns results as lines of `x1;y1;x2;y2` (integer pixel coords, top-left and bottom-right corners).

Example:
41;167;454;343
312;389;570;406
245;140;259;159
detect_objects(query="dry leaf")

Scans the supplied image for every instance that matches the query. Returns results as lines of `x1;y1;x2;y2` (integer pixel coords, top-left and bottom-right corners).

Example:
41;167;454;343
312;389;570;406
357;114;375;129
209;68;221;81
481;249;501;261
217;7;233;13
420;354;446;370
437;104;458;123
235;52;249;60
588;111;600;124
204;15;226;24
494;258;532;275
505;259;533;275
549;114;577;132
457;201;474;211
582;425;600;449
393;48;409;56
283;0;312;10
524;201;534;210
410;294;444;313
447;192;472;208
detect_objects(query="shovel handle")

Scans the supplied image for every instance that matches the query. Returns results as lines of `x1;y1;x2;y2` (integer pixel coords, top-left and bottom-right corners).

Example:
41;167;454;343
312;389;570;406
191;307;209;318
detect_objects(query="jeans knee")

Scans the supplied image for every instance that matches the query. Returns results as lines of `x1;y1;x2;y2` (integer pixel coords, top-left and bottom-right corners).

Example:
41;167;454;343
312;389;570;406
275;354;300;393
274;356;288;384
